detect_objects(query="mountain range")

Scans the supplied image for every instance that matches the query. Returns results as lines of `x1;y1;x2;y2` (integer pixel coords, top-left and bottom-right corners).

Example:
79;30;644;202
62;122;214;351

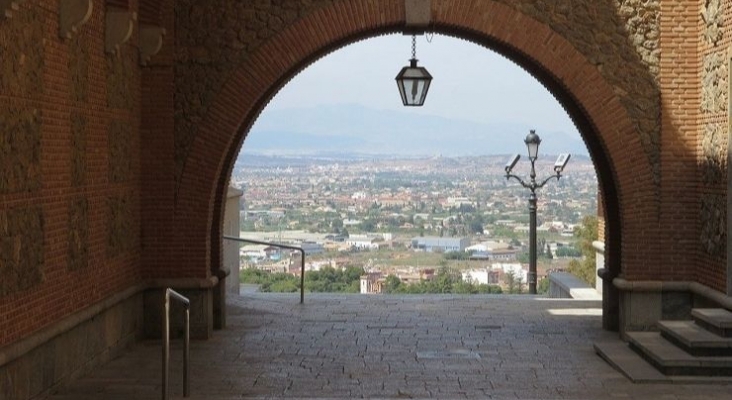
242;104;589;157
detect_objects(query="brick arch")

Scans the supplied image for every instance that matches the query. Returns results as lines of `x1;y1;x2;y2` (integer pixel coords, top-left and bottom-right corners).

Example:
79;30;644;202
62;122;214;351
176;0;657;327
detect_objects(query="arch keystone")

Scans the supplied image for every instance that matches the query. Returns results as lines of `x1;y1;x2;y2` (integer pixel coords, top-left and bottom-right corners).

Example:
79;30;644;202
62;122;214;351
404;0;431;34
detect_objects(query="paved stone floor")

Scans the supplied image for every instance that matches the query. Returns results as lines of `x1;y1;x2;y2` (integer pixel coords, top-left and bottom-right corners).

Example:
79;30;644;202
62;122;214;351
42;293;732;399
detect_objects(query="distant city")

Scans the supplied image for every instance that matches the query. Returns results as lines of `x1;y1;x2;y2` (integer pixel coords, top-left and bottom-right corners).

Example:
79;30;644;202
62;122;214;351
231;153;597;294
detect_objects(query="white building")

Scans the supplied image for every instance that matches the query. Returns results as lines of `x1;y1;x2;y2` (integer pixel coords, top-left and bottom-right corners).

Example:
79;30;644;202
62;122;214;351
462;269;489;285
360;272;385;294
491;263;527;283
347;237;380;250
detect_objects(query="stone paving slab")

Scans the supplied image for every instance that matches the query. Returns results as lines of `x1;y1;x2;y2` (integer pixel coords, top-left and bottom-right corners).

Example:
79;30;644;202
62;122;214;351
40;294;732;399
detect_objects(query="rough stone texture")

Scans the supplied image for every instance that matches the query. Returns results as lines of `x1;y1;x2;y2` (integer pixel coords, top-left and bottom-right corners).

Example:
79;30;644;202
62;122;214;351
108;120;131;183
617;0;661;75
0;4;44;98
0;108;42;194
701;51;727;114
700;194;726;257
701;122;726;184
0;206;44;297
67;197;89;272
494;0;662;186
173;0;334;186
701;0;723;46
69;29;90;103
71;113;87;187
107;194;133;257
106;48;135;109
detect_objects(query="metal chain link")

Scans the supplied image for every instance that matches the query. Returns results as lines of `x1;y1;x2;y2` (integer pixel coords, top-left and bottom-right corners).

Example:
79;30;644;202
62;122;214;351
411;35;416;59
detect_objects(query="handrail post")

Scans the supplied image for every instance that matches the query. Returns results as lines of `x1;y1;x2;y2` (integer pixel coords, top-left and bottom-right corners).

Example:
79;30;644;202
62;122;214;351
300;249;305;304
223;235;307;303
163;293;169;400
184;307;190;396
163;288;190;400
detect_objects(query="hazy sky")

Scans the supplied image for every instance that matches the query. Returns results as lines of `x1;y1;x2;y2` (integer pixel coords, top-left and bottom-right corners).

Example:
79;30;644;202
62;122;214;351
264;34;580;137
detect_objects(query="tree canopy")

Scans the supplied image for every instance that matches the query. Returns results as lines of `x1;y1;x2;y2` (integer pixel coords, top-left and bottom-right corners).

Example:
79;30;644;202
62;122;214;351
566;216;598;286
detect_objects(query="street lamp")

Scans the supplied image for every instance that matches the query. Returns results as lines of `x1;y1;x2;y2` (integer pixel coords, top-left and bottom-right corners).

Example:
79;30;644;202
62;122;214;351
395;35;432;106
505;130;571;294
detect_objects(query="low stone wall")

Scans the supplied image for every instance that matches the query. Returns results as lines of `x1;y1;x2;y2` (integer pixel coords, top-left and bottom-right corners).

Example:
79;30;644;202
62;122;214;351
548;272;602;300
0;291;144;399
613;279;732;339
0;280;221;400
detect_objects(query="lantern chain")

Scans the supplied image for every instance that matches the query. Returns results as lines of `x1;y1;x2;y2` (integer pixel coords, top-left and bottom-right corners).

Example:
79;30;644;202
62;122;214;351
411;34;416;60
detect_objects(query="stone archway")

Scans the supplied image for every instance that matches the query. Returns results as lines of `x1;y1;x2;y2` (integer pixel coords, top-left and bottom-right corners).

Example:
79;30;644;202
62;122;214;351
171;0;661;331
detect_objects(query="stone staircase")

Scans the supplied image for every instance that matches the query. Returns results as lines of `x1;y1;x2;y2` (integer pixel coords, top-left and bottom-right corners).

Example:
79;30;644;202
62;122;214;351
595;308;732;383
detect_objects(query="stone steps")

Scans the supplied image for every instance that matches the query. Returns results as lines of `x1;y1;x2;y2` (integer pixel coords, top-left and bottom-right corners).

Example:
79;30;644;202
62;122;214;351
692;308;732;338
597;308;732;380
659;320;732;357
627;331;732;376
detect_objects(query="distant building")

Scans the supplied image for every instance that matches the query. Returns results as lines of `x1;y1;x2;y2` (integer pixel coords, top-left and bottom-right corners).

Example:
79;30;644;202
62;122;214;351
360;272;385;294
491;263;527;284
461;268;504;285
411;236;469;253
467;241;518;261
346;237;380;250
300;241;324;255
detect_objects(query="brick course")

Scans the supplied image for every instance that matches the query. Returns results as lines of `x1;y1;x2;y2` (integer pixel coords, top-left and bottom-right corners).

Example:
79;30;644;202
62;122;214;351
0;0;142;347
0;0;727;366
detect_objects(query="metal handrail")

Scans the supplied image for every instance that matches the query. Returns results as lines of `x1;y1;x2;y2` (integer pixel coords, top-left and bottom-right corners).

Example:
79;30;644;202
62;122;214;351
163;288;190;400
223;235;306;304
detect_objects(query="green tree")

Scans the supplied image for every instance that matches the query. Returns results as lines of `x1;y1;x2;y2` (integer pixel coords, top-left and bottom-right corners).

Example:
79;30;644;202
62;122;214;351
383;275;403;293
567;216;598;286
504;269;524;294
537;277;550;294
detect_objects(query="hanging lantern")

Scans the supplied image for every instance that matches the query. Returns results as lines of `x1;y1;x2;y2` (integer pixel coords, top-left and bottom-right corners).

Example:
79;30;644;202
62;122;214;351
395;35;432;106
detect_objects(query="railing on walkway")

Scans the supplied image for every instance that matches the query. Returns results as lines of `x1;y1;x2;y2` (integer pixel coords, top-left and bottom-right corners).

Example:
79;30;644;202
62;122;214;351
223;235;306;304
163;288;190;400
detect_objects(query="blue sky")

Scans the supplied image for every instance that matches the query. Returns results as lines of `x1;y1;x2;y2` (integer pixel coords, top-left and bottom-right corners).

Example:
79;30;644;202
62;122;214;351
246;34;583;156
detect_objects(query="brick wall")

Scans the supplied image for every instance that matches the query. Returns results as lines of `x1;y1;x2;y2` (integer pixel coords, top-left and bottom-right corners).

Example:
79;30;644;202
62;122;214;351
0;0;143;348
1;0;725;356
656;0;701;283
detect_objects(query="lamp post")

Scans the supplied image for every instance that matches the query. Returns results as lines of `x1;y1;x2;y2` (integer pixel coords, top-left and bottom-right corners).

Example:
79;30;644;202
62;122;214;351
395;35;432;106
504;130;571;294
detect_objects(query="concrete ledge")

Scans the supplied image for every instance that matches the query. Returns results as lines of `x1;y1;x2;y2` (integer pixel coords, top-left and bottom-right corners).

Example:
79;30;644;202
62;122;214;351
614;278;732;310
613;279;732;337
0;276;224;400
548;272;601;300
0;283;144;368
0;292;144;399
0;276;220;369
